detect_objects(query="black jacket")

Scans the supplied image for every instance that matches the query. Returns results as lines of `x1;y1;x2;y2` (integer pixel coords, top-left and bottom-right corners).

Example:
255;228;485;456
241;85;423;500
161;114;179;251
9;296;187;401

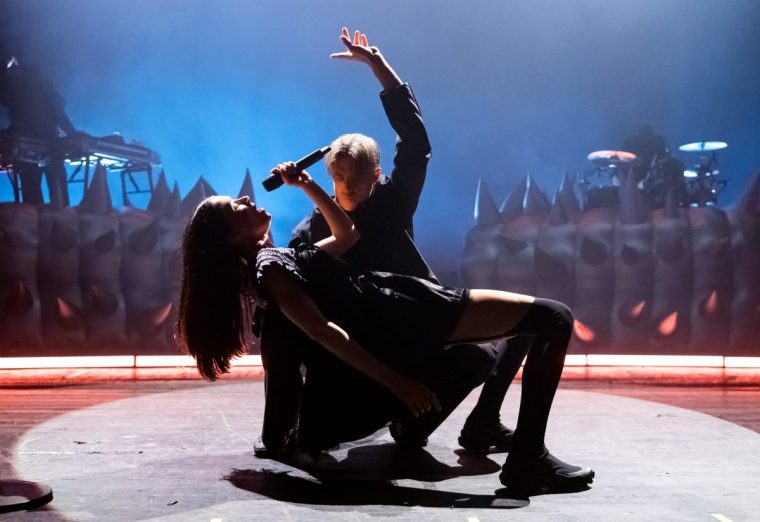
290;83;437;283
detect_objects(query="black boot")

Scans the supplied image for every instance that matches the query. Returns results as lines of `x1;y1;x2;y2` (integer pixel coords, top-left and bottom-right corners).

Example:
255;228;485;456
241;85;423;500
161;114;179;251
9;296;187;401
458;416;514;455
499;448;594;495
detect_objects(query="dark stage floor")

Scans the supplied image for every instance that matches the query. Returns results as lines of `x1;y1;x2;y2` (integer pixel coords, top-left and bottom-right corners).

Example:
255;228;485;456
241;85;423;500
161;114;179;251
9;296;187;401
2;370;760;521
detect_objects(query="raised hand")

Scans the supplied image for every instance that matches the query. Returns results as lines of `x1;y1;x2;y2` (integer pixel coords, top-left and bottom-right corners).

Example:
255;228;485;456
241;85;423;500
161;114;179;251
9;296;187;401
329;26;378;65
329;26;402;91
271;162;312;188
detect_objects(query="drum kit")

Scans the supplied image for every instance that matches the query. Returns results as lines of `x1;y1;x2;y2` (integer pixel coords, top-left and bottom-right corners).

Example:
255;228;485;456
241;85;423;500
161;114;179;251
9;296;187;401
576;141;729;210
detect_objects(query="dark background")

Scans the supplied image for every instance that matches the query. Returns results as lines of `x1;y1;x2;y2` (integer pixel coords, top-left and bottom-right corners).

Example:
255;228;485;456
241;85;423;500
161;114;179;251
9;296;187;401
2;0;759;273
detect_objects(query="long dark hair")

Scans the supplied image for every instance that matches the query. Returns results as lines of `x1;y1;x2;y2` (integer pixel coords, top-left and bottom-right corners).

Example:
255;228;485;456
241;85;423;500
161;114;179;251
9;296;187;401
177;198;253;380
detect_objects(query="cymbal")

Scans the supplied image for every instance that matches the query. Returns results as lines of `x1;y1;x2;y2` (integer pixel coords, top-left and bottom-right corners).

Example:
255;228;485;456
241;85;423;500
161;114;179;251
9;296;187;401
678;141;727;152
587;150;640;166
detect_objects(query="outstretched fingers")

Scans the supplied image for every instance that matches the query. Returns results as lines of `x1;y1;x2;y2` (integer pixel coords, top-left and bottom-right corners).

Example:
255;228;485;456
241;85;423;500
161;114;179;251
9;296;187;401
330;26;375;62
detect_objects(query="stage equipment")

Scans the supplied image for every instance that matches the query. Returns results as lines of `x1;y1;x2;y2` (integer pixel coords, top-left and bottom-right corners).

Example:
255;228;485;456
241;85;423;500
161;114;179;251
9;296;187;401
639;157;689;209
0;134;49;202
0;132;160;206
577;150;640;210
678;141;728;152
678;140;729;207
586;150;641;167
57;133;161;206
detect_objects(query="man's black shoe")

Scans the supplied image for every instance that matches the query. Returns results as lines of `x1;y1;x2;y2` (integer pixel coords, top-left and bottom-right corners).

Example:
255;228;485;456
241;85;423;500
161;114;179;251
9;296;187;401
499;449;594;495
458;419;514;455
389;420;428;449
253;436;272;458
253;434;298;459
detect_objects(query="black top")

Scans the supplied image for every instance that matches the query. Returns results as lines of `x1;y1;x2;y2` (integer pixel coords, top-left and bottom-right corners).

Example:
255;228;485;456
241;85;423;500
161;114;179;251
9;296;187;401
290;83;437;283
253;245;468;376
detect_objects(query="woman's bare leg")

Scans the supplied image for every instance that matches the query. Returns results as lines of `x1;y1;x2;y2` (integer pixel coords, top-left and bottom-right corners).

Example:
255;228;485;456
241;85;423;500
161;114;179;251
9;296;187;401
448;289;535;343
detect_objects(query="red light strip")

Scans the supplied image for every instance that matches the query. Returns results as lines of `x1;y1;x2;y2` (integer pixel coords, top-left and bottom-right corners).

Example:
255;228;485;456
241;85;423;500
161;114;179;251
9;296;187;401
587;355;724;367
0;355;263;370
0;354;756;370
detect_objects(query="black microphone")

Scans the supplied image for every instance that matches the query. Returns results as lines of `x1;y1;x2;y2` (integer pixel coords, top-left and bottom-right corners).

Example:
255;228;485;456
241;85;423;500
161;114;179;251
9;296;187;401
261;146;332;192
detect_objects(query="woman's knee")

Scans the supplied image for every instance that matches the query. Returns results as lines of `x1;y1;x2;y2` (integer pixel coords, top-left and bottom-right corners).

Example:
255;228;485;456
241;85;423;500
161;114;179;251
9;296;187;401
513;298;574;336
535;298;573;329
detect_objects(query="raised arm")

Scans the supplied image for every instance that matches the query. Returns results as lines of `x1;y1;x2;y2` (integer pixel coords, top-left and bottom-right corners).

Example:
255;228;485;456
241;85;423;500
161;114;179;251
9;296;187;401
332;27;431;223
261;264;440;417
274;162;359;257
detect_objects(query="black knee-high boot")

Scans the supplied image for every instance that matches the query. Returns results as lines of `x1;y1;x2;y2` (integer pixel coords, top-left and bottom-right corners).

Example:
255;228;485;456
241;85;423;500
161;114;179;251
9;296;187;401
506;298;573;457
457;335;533;454
466;335;533;422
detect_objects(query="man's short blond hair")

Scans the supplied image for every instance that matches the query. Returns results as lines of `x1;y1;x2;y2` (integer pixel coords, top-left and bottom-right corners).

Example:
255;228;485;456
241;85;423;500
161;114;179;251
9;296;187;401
326;133;380;178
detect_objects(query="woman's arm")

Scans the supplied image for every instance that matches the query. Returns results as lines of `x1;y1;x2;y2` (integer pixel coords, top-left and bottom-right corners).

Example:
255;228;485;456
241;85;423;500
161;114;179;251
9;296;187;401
261;264;441;417
274;162;359;257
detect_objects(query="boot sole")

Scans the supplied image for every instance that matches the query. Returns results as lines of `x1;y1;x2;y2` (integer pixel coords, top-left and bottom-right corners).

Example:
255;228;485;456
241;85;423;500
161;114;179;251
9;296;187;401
458;434;512;456
501;468;595;496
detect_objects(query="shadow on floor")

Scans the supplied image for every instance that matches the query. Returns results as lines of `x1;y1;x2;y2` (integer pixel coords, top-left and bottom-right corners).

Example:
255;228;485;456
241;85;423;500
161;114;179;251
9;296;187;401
226;443;530;509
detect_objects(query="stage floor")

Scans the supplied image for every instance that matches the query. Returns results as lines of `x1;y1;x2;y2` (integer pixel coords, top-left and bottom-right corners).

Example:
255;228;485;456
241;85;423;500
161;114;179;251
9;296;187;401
2;375;760;521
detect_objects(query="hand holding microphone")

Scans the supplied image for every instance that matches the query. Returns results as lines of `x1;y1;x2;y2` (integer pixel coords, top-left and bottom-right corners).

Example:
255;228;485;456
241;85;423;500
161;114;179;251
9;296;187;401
262;146;331;191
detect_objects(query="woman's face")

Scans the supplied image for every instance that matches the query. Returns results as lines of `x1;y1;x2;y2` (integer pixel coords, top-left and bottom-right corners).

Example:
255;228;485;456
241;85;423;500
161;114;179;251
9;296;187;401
212;195;271;249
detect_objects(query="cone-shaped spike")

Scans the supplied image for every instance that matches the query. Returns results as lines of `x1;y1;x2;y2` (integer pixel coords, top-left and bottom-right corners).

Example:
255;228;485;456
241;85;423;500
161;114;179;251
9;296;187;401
559;172;581;219
132;302;173;338
201;177;218;197
500;175;527;222
548;189;569;226
79;164;113;214
474;177;501;226
664;188;679;219
56;297;85;331
147;170;171;214
165;182;182;219
237;168;256;203
182;177;213;217
523;173;551;215
736;172;760;213
618;168;648;224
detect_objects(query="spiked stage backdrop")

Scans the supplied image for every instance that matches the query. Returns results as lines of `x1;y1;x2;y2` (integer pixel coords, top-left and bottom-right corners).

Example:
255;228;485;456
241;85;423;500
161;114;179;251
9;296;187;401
461;171;760;356
1;168;759;357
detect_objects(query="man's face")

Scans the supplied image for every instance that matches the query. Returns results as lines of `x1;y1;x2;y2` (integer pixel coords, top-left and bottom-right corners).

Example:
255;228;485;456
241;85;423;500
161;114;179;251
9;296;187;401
329;156;381;211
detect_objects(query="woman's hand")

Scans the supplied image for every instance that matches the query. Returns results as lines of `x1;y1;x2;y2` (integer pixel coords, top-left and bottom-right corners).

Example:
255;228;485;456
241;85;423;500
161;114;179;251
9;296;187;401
271;162;312;188
389;375;442;417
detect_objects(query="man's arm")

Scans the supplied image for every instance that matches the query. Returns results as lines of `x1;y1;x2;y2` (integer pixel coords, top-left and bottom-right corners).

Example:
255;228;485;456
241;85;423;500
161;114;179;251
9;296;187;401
331;27;432;223
380;85;432;222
